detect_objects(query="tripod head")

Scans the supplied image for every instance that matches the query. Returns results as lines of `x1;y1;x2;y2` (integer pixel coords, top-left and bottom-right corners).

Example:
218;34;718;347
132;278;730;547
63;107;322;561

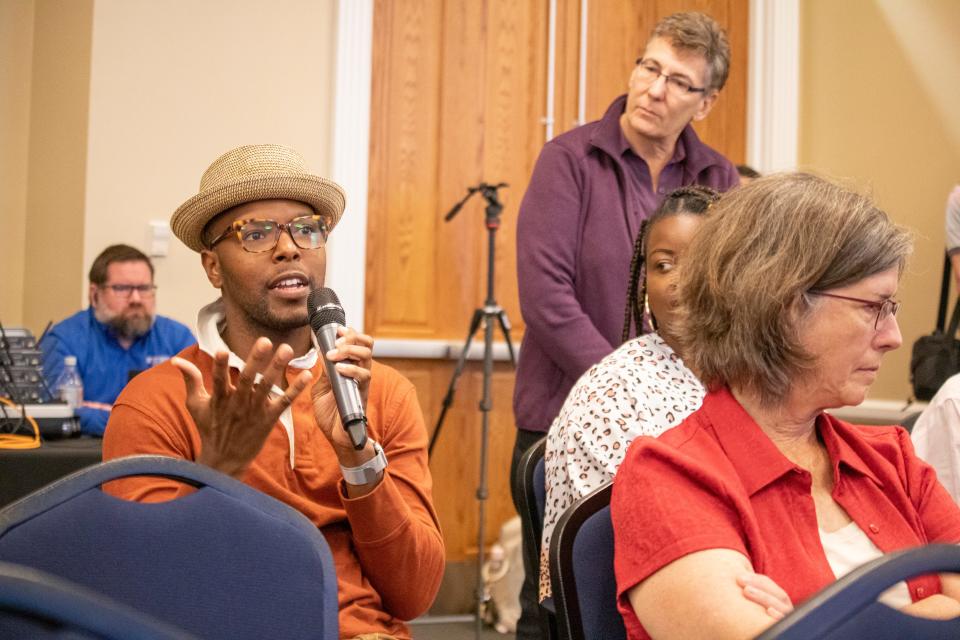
444;182;509;228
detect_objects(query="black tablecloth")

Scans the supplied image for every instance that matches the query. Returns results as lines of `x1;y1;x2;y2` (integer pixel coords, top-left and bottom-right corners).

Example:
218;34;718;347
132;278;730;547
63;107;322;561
0;437;103;508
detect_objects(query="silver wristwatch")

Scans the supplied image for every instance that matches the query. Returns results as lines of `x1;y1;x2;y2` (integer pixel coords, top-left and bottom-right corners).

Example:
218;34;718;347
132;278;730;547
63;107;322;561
340;440;388;486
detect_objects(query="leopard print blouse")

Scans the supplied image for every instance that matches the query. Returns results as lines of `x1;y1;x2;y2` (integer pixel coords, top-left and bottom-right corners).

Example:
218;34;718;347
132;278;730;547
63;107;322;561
538;332;704;600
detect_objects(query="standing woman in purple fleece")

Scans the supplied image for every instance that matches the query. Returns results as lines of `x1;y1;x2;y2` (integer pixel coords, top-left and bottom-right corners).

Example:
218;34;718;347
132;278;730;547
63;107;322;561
509;11;739;639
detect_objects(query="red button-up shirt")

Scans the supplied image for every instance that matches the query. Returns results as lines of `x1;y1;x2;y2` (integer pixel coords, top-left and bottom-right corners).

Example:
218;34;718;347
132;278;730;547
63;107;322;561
612;387;960;640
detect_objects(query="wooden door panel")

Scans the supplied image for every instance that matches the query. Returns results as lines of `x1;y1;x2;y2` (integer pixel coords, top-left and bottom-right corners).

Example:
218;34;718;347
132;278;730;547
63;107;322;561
368;0;444;336
369;0;748;563
390;358;518;563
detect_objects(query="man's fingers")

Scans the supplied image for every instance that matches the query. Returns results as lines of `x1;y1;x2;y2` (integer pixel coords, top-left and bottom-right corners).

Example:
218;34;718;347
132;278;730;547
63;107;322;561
335;326;374;348
253;343;295;402
330;328;374;367
211;351;231;398
278;370;313;406
172;357;208;401
237;337;274;390
326;343;372;364
333;362;372;384
263;370;313;423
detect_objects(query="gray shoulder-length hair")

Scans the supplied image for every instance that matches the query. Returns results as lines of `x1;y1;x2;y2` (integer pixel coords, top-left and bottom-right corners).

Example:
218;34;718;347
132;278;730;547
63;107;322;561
675;172;913;405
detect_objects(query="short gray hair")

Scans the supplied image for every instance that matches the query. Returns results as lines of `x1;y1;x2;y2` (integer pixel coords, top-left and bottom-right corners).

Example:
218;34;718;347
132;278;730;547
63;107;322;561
650;12;730;91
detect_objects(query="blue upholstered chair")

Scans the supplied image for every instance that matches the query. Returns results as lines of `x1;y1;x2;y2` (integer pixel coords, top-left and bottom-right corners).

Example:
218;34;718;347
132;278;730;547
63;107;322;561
757;543;960;640
0;455;338;640
551;480;960;640
0;560;194;639
549;481;625;640
517;436;557;638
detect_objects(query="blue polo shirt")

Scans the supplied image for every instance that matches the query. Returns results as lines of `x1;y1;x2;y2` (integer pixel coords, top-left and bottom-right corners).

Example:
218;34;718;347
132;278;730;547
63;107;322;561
40;307;196;435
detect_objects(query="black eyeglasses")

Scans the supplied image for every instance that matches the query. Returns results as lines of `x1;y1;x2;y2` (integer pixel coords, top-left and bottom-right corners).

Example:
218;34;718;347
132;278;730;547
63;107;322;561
809;291;901;330
207;214;329;253
635;58;707;95
101;284;157;298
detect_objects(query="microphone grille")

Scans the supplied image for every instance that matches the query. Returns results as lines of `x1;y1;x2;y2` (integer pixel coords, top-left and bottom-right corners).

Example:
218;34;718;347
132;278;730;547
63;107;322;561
307;287;341;314
307;287;346;329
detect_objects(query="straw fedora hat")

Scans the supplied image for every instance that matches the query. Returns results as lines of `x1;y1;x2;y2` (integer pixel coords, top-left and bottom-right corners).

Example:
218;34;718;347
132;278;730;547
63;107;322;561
171;144;346;253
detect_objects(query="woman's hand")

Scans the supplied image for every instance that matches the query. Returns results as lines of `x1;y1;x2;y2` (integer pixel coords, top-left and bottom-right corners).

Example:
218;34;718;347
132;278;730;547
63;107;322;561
901;593;960;620
628;549;792;640
737;572;794;620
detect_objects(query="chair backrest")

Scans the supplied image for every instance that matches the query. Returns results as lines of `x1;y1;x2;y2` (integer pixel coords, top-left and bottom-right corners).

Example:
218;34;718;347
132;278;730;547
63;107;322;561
516;436;557;637
534;457;547;532
900;410;923;434
756;544;960;640
550;482;625;640
0;560;194;640
0;455;338;640
517;436;548;579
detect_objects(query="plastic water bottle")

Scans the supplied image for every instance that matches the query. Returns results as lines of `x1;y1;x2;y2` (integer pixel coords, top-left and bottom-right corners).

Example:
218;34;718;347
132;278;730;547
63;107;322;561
56;355;83;409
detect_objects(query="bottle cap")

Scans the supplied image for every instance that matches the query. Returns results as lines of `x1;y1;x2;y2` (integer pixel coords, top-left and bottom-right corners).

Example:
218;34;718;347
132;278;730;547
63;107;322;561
64;355;78;366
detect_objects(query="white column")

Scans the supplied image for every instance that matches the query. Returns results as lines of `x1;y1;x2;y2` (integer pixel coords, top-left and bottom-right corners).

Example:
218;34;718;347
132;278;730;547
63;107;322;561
747;0;800;173
328;0;374;330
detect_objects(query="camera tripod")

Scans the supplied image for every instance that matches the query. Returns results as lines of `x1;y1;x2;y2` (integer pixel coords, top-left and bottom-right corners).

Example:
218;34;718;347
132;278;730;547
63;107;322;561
429;182;516;639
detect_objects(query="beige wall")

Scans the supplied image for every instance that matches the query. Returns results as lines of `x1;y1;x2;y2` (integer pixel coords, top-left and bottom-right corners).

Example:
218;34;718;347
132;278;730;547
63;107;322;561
22;0;94;334
0;0;93;331
5;0;337;335
800;0;960;402
0;0;35;326
83;0;337;330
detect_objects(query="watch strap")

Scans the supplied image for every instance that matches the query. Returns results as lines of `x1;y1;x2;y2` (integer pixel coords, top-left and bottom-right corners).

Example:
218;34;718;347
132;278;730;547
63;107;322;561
340;440;387;486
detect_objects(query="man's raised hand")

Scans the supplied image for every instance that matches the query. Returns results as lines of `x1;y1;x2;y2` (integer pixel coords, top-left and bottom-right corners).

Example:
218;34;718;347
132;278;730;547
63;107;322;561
171;337;312;477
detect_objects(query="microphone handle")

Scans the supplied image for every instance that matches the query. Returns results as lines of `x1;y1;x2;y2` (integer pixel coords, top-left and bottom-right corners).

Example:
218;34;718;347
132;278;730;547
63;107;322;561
315;322;368;450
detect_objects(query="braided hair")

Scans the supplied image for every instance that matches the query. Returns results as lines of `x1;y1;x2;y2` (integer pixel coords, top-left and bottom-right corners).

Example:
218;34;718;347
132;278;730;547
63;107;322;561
621;185;721;343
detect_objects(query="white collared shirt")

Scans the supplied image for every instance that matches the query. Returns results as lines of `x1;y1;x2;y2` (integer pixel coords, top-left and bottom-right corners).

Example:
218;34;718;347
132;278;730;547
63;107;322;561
195;298;320;468
912;372;960;504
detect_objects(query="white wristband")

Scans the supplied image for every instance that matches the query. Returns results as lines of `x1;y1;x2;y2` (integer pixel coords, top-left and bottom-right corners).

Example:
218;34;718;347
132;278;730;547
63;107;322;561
340;440;387;486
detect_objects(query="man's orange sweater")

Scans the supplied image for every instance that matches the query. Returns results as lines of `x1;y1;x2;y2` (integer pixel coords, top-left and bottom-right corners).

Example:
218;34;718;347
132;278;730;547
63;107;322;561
103;345;444;639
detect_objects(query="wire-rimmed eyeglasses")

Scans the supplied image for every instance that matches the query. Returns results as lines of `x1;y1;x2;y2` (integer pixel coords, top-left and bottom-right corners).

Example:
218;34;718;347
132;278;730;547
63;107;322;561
808;291;901;330
634;58;707;95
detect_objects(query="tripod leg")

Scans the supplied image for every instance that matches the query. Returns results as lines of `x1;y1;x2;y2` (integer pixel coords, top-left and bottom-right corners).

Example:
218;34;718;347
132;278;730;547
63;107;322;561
475;312;497;640
429;308;484;456
494;310;517;366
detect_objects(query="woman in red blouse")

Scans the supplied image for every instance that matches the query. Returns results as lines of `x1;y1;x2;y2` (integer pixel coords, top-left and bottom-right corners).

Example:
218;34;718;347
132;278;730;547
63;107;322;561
612;172;960;640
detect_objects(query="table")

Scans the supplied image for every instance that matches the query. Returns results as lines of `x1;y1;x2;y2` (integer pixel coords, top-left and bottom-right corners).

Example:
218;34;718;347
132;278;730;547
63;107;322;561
0;437;103;508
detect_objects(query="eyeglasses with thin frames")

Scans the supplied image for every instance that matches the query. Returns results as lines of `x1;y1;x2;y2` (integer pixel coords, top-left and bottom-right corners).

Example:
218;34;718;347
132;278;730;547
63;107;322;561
206;214;329;253
635;58;707;96
808;291;901;330
101;284;157;298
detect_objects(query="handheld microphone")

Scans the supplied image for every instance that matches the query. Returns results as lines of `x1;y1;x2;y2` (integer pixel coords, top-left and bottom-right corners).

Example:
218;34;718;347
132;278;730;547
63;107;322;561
307;287;368;450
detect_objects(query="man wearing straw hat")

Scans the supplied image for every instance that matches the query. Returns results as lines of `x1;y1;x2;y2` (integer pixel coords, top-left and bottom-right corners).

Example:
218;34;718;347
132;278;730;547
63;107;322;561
103;144;444;639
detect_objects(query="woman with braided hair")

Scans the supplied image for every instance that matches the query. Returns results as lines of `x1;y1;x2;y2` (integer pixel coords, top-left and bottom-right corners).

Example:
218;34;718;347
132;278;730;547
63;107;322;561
537;185;718;602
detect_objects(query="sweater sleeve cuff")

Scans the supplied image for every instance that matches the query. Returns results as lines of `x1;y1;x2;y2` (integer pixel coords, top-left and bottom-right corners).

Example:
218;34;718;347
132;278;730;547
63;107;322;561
338;472;412;546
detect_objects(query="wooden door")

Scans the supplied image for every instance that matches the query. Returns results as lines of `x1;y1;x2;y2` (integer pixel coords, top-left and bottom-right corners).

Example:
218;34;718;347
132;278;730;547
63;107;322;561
367;0;748;568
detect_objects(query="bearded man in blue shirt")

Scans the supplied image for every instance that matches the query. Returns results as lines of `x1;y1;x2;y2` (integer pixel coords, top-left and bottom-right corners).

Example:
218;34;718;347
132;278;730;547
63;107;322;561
41;244;196;435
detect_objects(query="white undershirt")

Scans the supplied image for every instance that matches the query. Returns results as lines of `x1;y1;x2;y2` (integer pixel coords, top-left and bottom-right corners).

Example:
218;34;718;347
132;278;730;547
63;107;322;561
819;521;912;609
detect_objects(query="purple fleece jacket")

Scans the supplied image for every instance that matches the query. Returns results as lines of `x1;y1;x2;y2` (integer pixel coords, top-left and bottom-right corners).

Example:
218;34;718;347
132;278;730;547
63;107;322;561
513;94;738;433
